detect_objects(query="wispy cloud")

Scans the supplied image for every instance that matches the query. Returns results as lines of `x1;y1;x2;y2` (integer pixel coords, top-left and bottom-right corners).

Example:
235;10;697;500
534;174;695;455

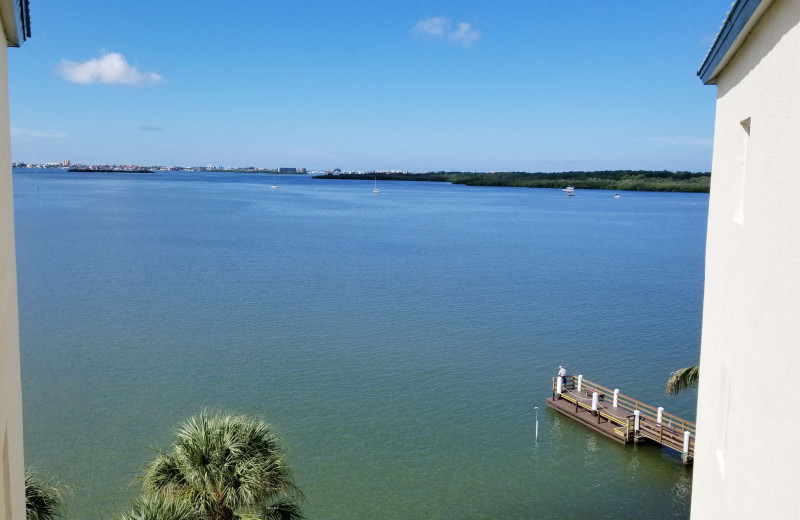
647;136;713;148
413;17;481;47
57;52;163;86
414;17;449;38
11;127;68;139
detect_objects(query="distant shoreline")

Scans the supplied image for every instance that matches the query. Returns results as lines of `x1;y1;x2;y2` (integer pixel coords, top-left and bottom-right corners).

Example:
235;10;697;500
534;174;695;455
67;168;154;174
314;170;711;193
19;167;307;175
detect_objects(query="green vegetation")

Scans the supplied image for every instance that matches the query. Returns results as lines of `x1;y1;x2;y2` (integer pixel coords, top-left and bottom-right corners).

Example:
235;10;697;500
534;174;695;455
118;410;304;520
117;497;206;520
315;170;711;193
25;469;69;520
666;366;700;395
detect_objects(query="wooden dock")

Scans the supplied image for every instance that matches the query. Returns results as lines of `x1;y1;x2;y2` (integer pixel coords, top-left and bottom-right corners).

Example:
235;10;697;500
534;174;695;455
545;375;695;463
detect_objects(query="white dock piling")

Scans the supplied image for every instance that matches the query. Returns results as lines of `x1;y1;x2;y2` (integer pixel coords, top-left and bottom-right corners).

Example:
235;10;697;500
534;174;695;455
682;431;692;463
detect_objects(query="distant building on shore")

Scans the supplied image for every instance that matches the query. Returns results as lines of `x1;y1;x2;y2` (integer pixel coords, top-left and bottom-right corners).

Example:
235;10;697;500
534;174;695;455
693;0;800;517
278;167;297;173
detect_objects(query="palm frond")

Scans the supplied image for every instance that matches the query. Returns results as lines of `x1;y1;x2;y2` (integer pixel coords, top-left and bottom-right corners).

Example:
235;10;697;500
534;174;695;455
136;409;303;520
666;365;700;395
116;496;201;520
25;469;69;520
260;499;306;520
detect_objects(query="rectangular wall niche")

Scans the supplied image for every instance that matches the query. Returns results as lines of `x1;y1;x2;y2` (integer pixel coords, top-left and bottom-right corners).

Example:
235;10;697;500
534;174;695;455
733;118;751;225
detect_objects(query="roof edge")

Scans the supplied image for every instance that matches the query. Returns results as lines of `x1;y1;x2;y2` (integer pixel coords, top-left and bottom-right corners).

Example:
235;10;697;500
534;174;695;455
2;0;31;47
698;0;774;84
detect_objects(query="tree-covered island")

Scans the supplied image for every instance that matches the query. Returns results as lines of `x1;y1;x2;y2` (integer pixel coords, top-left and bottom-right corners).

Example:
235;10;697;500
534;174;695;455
314;170;711;193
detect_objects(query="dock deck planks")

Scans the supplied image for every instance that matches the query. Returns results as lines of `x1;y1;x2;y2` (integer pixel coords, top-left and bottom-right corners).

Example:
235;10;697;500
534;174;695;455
545;377;695;463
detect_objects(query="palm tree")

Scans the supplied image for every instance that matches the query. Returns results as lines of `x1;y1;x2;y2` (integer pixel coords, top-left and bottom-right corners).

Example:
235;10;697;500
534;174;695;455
141;410;304;520
25;469;68;520
666;365;699;395
117;496;202;520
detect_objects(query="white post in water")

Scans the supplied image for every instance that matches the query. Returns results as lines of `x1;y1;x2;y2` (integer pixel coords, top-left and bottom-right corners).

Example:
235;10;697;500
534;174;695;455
657;407;664;424
634;410;641;432
535;406;539;442
683;431;692;463
556;377;563;395
613;389;619;408
577;375;583;391
591;391;599;413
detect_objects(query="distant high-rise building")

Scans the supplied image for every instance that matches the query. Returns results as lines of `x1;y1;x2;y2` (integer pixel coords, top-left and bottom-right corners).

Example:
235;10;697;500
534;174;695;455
278;167;297;173
62;159;70;166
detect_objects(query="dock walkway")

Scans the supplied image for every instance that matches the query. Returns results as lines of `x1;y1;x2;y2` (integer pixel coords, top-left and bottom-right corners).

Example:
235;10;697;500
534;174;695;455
545;375;695;463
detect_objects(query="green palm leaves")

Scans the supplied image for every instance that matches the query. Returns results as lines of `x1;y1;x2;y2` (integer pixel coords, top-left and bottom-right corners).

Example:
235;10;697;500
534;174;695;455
120;411;304;520
25;469;69;520
666;366;700;395
117;497;203;520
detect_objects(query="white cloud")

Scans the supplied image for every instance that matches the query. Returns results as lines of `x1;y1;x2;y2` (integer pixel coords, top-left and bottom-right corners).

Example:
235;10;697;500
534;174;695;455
57;52;163;86
414;17;449;37
11;127;68;139
450;22;481;47
413;17;481;47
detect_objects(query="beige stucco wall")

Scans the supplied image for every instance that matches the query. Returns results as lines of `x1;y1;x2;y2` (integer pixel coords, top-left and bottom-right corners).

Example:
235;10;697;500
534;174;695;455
0;16;25;520
691;0;800;517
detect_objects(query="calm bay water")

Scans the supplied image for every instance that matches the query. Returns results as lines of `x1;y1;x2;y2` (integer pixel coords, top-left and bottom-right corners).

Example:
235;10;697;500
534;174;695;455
13;169;706;519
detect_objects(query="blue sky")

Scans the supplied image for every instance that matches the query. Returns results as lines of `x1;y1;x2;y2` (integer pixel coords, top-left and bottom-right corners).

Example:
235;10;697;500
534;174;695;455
9;1;733;172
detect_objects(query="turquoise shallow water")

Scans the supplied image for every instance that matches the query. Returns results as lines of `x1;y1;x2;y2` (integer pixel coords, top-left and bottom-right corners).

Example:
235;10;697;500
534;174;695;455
13;170;706;519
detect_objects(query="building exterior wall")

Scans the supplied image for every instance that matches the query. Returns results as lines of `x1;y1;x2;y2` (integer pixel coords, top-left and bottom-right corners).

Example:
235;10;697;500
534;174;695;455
692;0;800;517
0;15;25;520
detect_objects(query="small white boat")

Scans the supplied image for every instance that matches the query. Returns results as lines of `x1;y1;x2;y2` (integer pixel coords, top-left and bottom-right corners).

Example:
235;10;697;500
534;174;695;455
562;186;575;196
270;184;279;189
614;193;620;199
372;178;380;194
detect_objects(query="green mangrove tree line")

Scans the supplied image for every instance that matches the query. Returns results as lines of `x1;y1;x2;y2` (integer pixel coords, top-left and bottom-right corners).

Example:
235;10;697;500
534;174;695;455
314;170;711;193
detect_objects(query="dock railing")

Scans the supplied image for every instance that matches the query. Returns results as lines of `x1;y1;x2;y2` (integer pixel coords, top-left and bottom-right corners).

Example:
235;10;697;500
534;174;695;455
551;375;696;459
